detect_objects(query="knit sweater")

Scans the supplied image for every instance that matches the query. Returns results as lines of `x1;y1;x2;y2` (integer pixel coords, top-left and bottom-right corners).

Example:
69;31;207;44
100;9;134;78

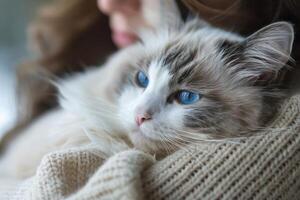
0;95;300;200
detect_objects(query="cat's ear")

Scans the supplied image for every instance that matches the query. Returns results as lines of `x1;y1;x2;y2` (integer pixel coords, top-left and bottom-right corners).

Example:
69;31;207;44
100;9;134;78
226;22;294;85
157;0;183;30
137;0;183;41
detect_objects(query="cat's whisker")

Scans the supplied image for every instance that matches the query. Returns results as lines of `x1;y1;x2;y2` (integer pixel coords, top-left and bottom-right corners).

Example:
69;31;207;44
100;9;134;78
142;123;178;153
159;136;174;155
87;109;122;120
179;133;242;144
153;124;196;154
163;135;194;155
159;133;184;153
168;127;242;144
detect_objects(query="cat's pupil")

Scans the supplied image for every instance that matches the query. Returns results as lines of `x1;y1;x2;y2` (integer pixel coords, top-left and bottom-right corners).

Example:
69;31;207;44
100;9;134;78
136;71;149;88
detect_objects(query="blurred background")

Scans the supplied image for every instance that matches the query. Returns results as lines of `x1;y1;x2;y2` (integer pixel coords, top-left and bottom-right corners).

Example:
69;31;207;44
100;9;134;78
0;0;49;136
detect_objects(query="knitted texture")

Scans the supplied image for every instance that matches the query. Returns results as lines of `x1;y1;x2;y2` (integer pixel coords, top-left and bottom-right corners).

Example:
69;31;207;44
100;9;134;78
0;95;300;200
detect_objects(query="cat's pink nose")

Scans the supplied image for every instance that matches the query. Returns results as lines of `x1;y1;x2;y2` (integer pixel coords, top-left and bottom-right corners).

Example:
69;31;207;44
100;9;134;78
136;113;152;126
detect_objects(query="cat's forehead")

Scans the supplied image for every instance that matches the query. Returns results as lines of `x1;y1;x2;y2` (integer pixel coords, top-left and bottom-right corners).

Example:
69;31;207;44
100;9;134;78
136;26;244;88
142;37;218;88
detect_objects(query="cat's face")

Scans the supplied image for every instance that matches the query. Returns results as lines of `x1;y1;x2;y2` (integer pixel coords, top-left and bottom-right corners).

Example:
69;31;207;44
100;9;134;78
118;21;294;153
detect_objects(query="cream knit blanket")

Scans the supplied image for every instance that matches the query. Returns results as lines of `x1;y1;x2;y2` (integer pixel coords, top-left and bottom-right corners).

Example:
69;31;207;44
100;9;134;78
0;95;300;200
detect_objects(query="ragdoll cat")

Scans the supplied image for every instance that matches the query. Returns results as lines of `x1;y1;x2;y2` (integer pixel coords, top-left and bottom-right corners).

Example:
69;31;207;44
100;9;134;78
0;13;294;178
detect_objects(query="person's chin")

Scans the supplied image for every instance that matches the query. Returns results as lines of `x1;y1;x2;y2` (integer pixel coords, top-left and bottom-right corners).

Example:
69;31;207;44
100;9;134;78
112;30;138;48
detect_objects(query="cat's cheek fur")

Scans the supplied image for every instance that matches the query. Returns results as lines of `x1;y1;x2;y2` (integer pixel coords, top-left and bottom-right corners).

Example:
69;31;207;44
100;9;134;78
139;106;185;140
161;105;186;135
118;86;141;132
117;83;185;150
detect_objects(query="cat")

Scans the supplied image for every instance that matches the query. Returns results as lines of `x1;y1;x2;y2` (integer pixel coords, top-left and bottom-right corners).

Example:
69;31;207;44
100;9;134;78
0;12;294;178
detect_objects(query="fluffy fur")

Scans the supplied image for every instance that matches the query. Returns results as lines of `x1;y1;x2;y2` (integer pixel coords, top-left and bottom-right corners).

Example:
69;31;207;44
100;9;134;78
0;13;294;178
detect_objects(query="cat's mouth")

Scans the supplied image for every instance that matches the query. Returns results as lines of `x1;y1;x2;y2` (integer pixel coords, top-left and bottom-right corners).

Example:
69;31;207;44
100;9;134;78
129;127;178;156
129;124;159;142
128;129;152;146
130;128;149;139
132;123;154;137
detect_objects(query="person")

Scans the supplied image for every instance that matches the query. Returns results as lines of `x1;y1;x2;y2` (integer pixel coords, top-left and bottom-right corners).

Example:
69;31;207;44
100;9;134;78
1;0;299;151
97;0;146;48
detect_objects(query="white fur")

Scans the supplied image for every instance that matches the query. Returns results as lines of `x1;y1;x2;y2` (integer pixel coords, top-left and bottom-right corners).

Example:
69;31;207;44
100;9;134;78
0;17;294;178
118;61;185;143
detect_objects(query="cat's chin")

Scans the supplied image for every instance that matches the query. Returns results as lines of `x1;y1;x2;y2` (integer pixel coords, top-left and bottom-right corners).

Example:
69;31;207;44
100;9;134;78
128;130;159;152
127;129;176;157
129;129;148;142
128;129;153;148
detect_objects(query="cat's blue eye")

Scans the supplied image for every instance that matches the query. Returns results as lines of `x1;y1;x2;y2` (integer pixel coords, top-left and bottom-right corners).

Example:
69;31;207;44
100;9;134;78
177;90;201;105
136;71;149;88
